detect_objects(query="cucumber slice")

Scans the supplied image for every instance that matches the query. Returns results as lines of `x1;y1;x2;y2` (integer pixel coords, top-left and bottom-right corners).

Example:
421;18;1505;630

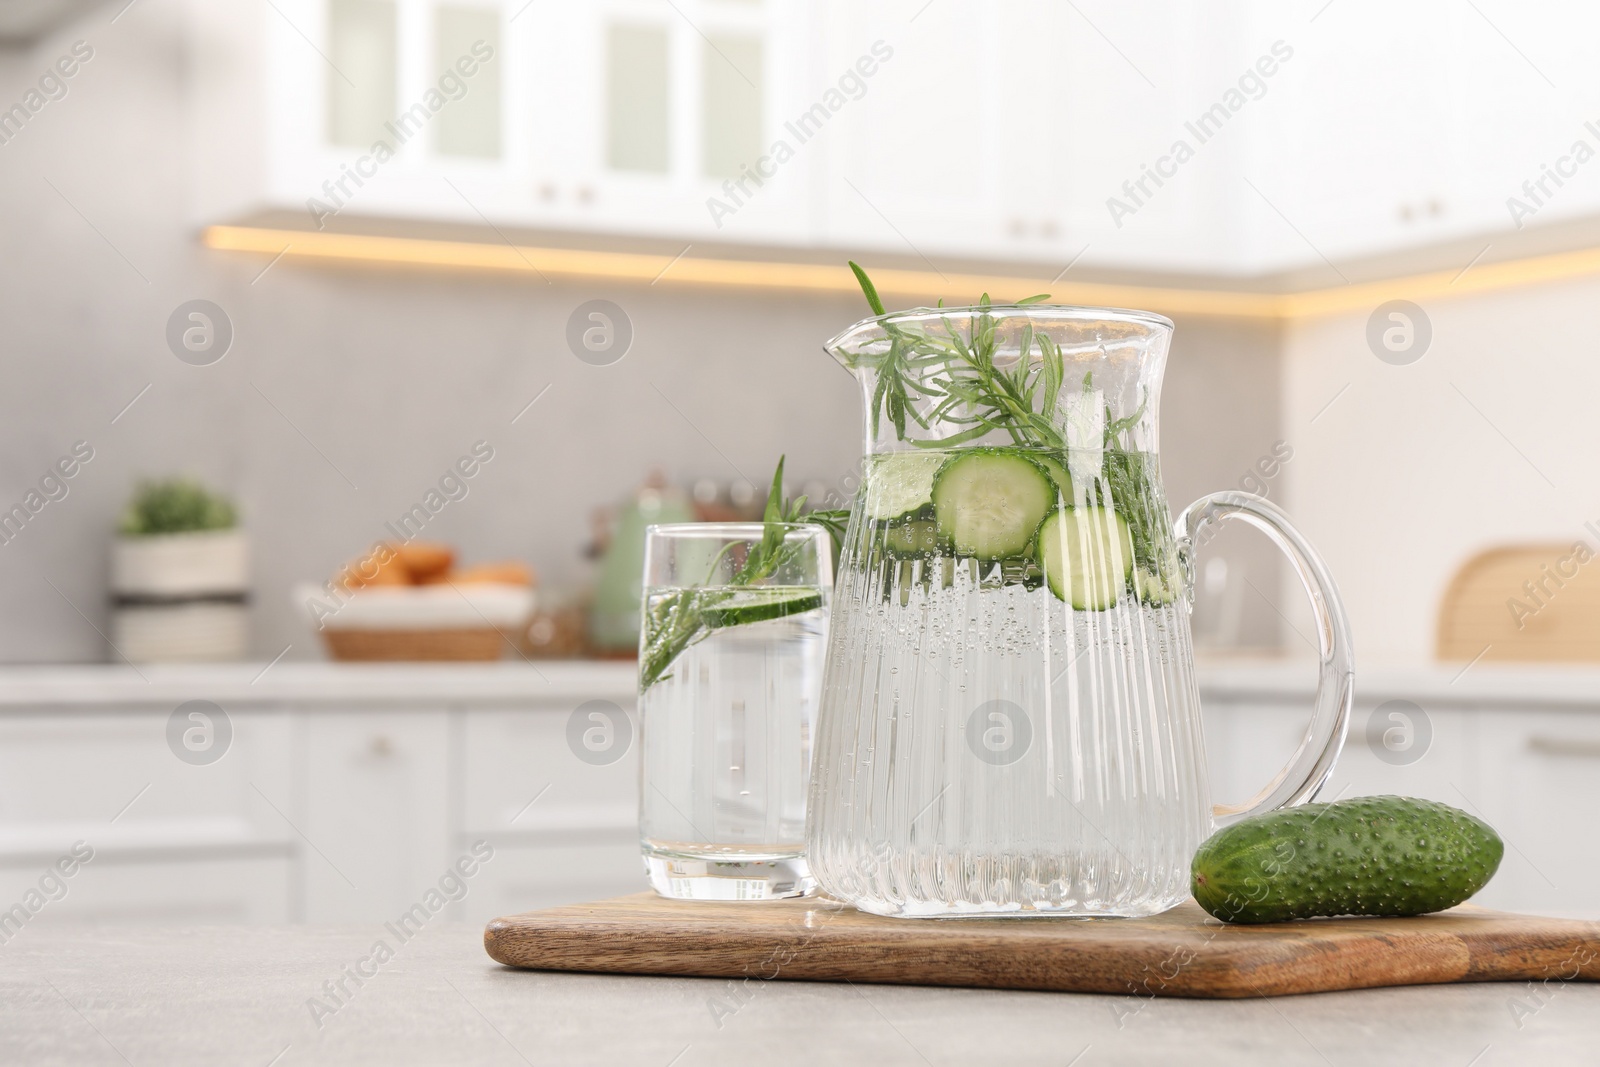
883;519;943;558
1034;454;1075;505
1134;565;1179;606
931;448;1055;560
700;588;823;628
1036;506;1135;610
864;452;945;522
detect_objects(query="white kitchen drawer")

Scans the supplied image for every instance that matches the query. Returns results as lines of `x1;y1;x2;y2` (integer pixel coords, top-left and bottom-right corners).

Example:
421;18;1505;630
1201;699;1477;813
462;707;638;841
0;710;293;860
1321;705;1479;810
296;711;451;923
1476;711;1600;918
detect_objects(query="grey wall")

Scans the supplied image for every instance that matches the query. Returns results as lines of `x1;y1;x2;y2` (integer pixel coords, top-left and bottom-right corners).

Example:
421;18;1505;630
1159;314;1289;652
0;5;1284;662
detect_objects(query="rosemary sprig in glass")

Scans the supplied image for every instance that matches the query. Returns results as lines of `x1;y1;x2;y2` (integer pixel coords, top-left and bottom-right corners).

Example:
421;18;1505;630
637;458;845;690
844;261;1162;573
847;261;1068;450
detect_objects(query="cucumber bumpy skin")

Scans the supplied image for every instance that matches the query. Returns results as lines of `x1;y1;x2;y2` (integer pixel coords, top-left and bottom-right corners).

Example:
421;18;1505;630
1190;795;1504;924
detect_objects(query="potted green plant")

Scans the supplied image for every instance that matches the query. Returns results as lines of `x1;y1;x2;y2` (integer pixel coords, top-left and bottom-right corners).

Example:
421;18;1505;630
111;479;248;661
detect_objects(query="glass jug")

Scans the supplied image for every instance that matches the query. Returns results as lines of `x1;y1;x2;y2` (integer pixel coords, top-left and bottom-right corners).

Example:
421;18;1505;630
806;303;1353;918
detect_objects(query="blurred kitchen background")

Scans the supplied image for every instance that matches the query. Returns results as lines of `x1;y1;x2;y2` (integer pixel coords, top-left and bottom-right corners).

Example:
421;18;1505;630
4;0;1600;926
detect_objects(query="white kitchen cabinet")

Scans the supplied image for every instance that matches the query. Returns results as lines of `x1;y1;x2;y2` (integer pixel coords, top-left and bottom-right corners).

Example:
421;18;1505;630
0;665;643;926
182;0;1600;277
1242;5;1461;270
985;2;1242;273
183;0;1266;269
297;710;452;922
5;664;1600;924
458;705;641;918
0;710;296;924
817;0;1227;268
560;0;818;244
1203;694;1478;813
1475;709;1600;919
1198;697;1305;812
0;710;288;836
1199;666;1600;920
1239;1;1600;270
193;0;526;229
816;1;1002;261
1322;705;1480;810
192;0;1596;274
0;699;635;925
191;0;816;242
460;707;637;839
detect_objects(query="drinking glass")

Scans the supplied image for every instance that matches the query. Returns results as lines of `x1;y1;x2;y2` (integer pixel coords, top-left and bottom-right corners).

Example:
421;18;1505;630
637;522;832;900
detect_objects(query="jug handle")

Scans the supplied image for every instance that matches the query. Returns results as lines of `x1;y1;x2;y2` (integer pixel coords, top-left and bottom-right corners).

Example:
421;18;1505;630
1173;491;1354;826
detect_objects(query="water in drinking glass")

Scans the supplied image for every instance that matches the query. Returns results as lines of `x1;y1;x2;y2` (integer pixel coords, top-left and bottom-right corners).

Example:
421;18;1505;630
637;523;831;900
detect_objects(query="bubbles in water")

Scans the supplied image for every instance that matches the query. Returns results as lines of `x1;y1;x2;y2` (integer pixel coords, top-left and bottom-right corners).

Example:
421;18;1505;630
809;446;1207;916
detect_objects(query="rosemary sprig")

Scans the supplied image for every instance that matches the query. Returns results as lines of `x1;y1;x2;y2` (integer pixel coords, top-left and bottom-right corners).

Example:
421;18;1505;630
845;262;1167;577
637;457;842;690
850;262;931;442
804;508;851;547
637;587;707;691
846;262;1155;457
846;262;1069;451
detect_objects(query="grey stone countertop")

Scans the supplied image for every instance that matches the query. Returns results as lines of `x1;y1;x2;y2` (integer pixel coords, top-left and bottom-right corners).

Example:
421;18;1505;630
2;922;1597;1066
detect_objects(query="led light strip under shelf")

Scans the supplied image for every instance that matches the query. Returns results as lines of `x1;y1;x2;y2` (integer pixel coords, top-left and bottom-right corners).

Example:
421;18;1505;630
203;225;1600;321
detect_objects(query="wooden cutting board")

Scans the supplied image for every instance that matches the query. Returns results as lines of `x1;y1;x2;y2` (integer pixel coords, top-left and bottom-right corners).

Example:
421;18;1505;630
1437;543;1600;662
484;893;1600;998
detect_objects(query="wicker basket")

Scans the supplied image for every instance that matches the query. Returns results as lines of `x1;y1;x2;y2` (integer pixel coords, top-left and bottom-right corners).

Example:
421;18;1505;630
321;627;508;662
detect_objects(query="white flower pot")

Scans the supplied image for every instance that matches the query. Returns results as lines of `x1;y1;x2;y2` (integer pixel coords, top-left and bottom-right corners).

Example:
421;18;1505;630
112;529;249;662
112;603;249;663
112;528;249;596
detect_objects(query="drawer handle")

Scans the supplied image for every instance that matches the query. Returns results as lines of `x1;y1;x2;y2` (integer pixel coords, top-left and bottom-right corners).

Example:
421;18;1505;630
1528;736;1600;759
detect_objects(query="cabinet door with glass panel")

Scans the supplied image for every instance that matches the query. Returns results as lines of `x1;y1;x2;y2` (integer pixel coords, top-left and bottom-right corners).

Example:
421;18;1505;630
247;0;524;226
257;0;815;241
551;0;816;243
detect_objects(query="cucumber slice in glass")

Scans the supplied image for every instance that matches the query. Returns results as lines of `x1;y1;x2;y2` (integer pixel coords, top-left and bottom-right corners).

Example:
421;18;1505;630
1035;454;1075;505
931;448;1055;560
1134;566;1179;606
883;518;943;558
700;588;824;628
1036;506;1135;610
864;451;945;522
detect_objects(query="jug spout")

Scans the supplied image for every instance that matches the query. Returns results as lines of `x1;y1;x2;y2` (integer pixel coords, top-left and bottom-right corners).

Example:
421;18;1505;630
823;313;896;376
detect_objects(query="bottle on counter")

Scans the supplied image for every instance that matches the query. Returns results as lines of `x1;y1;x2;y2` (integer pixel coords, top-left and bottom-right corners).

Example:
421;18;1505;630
586;473;694;656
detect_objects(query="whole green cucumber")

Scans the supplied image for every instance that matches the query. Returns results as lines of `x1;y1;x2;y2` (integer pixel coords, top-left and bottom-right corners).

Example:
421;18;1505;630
1191;795;1504;924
